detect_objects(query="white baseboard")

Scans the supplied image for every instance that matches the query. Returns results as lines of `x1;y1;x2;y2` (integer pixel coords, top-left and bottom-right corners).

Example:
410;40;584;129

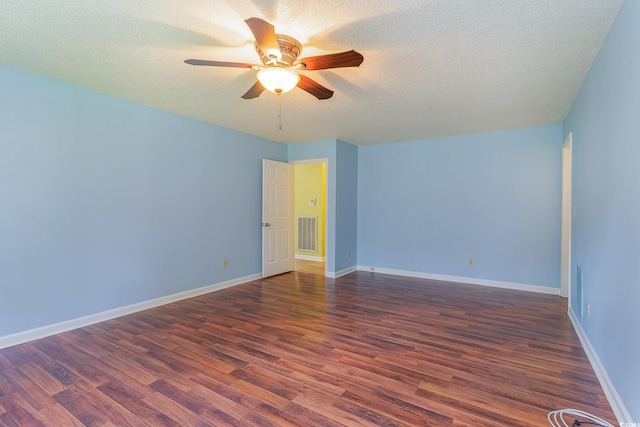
0;273;262;350
326;265;357;278
567;308;632;423
295;254;325;262
356;266;560;295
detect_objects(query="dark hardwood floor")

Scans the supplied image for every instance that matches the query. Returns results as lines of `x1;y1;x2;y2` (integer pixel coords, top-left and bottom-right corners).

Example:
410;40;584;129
294;258;325;276
0;271;615;426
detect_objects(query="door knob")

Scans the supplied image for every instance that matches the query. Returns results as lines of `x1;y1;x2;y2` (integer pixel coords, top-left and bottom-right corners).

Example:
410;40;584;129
262;222;271;227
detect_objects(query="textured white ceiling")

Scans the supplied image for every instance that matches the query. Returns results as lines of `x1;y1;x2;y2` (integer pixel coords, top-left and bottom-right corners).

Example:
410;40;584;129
0;0;622;145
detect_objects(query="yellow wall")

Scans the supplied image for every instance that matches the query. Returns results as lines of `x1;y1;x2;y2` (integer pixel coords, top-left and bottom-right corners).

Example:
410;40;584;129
294;163;325;259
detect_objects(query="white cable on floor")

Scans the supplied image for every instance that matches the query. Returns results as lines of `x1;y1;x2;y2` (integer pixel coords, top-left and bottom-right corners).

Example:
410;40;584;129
547;408;616;427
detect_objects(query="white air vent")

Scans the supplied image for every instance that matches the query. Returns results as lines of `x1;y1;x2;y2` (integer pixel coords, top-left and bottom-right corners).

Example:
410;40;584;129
297;216;317;252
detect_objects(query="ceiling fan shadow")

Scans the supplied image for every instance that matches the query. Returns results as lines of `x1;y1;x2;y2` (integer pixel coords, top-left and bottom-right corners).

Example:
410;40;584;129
318;71;390;100
306;6;428;49
113;16;244;49
244;0;278;23
220;0;282;30
229;71;258;86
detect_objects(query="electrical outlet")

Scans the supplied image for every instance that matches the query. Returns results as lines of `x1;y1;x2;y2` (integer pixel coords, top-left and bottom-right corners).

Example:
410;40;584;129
468;258;474;265
586;302;590;317
347;251;351;258
223;259;228;268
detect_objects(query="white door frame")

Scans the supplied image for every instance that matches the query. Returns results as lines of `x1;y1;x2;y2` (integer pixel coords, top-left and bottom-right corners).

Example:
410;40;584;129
290;158;329;277
561;133;573;302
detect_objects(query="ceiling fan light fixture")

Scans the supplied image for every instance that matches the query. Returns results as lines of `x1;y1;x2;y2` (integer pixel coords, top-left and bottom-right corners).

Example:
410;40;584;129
257;68;300;94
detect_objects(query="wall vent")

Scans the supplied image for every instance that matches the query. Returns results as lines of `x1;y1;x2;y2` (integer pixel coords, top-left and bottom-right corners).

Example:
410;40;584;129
297;216;317;252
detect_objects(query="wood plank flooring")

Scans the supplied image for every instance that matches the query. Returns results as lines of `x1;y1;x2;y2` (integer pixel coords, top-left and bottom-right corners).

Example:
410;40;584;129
0;271;615;426
294;259;325;276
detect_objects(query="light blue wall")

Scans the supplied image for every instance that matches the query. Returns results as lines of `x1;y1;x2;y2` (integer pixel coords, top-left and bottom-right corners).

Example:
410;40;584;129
358;125;562;287
0;65;286;337
563;0;640;418
335;139;358;272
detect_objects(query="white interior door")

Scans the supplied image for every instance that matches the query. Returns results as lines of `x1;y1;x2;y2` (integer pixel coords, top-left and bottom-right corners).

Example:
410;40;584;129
262;159;293;277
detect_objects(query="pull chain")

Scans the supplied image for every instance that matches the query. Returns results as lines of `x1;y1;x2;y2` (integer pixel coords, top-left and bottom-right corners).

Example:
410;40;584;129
277;93;282;130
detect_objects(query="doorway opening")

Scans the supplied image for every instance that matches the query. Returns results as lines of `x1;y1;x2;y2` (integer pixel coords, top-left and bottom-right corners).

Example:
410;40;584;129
291;159;327;276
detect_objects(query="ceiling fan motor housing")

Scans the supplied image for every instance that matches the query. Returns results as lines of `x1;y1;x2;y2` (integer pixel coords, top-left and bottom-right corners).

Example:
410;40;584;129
255;34;302;67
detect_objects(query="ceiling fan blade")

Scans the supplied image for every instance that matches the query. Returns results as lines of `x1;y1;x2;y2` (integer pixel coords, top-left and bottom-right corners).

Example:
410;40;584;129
184;59;253;68
297;75;334;100
241;81;265;99
245;17;282;63
297;50;364;70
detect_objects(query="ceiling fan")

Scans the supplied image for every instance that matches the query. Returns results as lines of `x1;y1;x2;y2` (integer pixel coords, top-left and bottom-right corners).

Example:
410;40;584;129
184;17;364;100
